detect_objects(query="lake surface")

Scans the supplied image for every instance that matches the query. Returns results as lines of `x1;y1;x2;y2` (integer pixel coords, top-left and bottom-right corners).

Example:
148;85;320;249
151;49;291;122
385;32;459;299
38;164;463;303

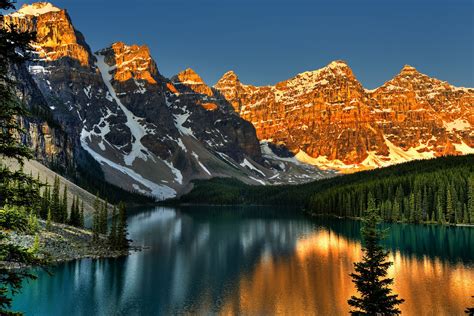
13;206;474;315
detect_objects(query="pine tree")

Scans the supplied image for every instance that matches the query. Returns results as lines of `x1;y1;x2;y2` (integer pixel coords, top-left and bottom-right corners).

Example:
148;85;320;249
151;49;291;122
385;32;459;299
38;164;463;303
92;194;101;242
0;1;42;312
69;195;76;225
51;176;60;222
468;176;474;224
392;199;400;222
40;182;50;220
408;193;415;223
99;200;108;235
348;193;404;315
108;206;118;248
79;201;84;228
422;186;429;222
446;186;455;224
437;193;446;225
116;202;130;251
46;208;52;230
60;185;68;223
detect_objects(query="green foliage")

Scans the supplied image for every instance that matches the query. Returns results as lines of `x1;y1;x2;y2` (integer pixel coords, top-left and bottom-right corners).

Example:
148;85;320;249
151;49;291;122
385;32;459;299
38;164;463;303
50;176;61;222
0;206;28;232
60;185;68;223
39;180;50;220
92;194;101;242
46;208;52;230
79;201;84;228
0;1;46;312
28;234;40;255
99;200;108;235
115;202;129;251
348;194;404;315
68;195;81;227
307;156;473;225
180;155;474;226
108;206;118;247
27;212;39;234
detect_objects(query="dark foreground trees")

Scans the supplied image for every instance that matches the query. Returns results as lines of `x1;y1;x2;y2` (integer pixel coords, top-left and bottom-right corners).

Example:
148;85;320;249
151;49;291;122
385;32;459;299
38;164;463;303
348;194;404;315
92;197;130;251
308;157;474;225
107;202;129;251
0;1;44;314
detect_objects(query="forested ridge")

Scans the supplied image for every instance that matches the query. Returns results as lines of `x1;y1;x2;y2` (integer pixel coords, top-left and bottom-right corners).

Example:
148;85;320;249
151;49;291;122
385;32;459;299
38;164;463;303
178;155;474;224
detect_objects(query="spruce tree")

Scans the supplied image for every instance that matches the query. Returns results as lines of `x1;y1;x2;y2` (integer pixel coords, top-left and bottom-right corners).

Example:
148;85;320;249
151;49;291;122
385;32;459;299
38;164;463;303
51;176;60;222
108;206;118;248
92;194;101;242
446;186;455;224
468;175;474;224
69;195;76;225
0;1;42;313
408;193;415;223
79;201;84;228
40;182;50;220
392;200;400;222
348;193;404;315
46;208;52;230
75;196;81;226
99;200;108;235
60;185;68;223
116;202;130;251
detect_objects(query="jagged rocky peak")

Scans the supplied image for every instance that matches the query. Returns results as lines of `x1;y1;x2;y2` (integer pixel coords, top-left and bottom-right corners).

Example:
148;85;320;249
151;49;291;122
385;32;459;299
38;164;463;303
5;2;92;67
280;60;362;96
214;70;240;92
378;63;462;94
171;68;214;96
12;2;61;16
399;64;419;75
214;59;474;168
98;42;160;84
327;60;352;73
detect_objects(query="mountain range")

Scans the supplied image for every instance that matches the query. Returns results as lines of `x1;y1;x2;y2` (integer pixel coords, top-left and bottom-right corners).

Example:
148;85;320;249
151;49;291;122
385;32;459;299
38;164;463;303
4;2;473;200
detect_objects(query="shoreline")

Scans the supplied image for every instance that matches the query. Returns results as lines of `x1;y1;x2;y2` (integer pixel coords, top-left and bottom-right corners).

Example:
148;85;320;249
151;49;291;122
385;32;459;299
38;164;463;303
304;212;474;227
2;220;141;270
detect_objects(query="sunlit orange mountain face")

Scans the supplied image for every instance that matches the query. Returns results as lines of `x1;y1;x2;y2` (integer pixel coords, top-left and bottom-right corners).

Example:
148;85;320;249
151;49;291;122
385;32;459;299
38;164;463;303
4;2;473;199
2;2;474;316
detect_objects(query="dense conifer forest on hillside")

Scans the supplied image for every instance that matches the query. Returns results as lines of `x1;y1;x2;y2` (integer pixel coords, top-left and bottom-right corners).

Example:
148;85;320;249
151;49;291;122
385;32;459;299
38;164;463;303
178;155;474;224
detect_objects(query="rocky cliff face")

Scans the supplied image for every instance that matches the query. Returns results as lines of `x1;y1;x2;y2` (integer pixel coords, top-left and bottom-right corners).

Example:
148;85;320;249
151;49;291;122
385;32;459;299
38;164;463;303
6;2;472;198
169;68;262;163
215;62;474;170
5;3;305;199
5;2;92;67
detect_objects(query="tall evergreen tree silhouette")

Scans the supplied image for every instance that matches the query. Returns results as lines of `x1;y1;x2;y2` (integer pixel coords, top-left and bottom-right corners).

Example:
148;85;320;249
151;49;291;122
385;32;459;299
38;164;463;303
348;193;404;315
0;1;43;313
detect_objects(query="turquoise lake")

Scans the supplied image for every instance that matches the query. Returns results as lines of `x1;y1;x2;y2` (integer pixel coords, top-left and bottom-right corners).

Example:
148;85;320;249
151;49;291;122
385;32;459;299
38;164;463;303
13;205;474;315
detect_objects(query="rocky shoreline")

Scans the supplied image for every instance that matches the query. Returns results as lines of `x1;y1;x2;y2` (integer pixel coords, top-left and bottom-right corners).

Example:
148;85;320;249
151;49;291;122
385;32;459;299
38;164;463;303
3;220;140;269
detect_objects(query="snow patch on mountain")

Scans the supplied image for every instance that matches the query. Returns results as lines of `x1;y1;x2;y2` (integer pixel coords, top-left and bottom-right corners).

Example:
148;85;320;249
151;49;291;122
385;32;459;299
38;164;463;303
444;119;471;132
240;158;266;177
454;142;474;154
95;53;151;166
12;2;60;16
191;152;211;175
173;110;194;137
80;129;176;200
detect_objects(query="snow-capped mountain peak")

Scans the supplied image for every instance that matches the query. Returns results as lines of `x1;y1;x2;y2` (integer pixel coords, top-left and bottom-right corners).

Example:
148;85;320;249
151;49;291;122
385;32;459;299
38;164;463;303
11;2;61;16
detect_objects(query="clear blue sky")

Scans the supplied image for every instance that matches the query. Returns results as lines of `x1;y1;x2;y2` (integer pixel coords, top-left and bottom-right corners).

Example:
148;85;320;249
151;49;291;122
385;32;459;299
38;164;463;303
15;0;474;88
